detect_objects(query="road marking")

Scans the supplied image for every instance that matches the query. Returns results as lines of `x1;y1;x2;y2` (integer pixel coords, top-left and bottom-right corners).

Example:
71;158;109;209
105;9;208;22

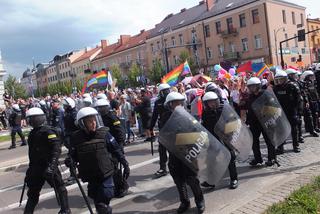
0;156;160;212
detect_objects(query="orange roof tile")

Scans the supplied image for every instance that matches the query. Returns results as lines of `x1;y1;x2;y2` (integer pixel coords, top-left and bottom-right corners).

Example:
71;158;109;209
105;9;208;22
73;47;101;63
92;42;122;61
113;30;150;54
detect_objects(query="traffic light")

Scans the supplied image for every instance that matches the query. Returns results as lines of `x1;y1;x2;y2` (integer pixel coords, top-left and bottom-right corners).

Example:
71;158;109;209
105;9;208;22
298;29;305;42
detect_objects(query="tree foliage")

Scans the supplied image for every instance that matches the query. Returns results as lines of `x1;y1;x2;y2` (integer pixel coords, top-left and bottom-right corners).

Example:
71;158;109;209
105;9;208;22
110;64;125;89
149;58;165;84
4;75;27;99
179;50;197;75
128;63;142;87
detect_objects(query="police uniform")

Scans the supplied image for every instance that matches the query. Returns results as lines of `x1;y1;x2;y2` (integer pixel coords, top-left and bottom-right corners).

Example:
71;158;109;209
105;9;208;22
8;109;26;148
202;105;238;184
63;108;78;148
245;90;276;164
70;127;129;214
100;110;128;198
162;110;205;213
150;97;170;173
273;80;301;152
24;125;70;214
304;79;320;132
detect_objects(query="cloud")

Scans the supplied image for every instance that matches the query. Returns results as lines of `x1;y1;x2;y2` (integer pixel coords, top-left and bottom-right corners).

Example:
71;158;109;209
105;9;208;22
0;0;196;78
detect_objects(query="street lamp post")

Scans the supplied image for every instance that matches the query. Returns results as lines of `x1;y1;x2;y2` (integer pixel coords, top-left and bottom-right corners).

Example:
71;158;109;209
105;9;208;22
274;27;285;66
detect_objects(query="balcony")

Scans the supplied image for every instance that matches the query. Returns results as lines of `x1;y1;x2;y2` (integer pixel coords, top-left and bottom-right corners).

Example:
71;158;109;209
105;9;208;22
120;61;132;68
223;52;240;61
221;28;238;38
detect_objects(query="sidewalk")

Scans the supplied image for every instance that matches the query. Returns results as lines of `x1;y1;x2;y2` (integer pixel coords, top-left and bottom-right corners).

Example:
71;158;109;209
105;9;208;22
111;134;320;214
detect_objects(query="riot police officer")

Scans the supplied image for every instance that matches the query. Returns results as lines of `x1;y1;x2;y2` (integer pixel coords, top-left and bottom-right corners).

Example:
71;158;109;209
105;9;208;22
162;92;205;214
150;83;171;178
201;92;238;189
302;70;320;134
273;70;301;153
24;107;70;214
70;107;130;214
244;77;277;166
50;99;65;136
62;97;78;184
39;100;50;123
94;99;129;198
8;104;27;149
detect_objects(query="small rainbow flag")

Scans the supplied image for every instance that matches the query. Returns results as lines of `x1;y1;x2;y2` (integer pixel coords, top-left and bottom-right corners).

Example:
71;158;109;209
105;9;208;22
161;61;191;86
82;70;108;93
252;63;269;77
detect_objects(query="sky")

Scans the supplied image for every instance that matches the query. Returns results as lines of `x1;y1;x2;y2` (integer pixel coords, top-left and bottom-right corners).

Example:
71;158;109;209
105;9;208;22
0;0;319;78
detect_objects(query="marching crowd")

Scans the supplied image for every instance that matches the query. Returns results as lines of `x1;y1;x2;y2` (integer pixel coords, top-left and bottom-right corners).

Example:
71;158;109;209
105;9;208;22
2;63;320;214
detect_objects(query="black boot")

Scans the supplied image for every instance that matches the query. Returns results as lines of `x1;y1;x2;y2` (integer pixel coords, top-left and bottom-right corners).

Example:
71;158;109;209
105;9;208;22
176;183;190;213
95;203;112;214
249;159;263;166
275;145;284;155
24;199;38;214
57;190;71;214
196;200;205;214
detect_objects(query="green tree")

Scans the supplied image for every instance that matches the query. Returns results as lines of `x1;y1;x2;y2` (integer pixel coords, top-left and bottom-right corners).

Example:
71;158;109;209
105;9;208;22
110;64;125;88
149;59;165;84
128;63;142;87
179;50;197;75
4;75;27;99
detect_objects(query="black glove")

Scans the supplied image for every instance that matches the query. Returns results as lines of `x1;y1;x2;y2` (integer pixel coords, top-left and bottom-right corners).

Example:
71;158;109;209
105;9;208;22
122;161;130;180
64;157;72;168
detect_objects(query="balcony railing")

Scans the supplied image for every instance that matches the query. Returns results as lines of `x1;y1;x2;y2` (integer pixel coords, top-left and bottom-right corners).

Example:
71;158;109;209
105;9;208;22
223;52;240;60
221;28;238;38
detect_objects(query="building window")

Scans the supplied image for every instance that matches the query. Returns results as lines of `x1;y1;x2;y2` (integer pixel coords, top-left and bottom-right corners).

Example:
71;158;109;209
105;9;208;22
151;44;154;52
242;38;249;52
218;44;224;56
318;38;320;45
157;41;161;50
300;13;304;26
294;33;298;47
179;34;184;45
227;18;233;33
171;37;176;46
282;10;286;24
239;13;246;28
206;47;213;59
137;51;141;61
229;42;235;52
173;55;179;65
284;33;289;47
252;9;260;24
164;39;167;47
126;55;131;63
254;35;262;49
292;12;296;25
204;25;210;37
215;21;221;34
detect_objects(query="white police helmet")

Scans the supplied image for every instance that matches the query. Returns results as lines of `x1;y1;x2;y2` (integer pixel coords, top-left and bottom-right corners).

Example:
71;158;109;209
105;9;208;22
301;70;314;81
76;107;103;132
26;107;46;128
96;93;107;100
12;104;20;111
247;77;261;86
275;70;288;78
164;92;185;106
62;97;76;109
202;92;219;102
94;99;110;107
285;68;297;75
158;83;170;92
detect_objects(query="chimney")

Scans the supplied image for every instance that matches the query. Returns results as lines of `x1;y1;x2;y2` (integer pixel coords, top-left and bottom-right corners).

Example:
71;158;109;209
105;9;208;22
120;35;130;45
101;39;109;49
140;29;145;34
199;1;205;5
206;0;215;11
180;8;186;13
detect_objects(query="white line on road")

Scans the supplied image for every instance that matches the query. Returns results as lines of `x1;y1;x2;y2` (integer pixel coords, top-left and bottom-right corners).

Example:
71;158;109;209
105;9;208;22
0;156;160;212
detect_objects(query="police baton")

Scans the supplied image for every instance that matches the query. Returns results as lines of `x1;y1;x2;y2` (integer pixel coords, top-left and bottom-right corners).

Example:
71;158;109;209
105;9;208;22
68;155;94;214
19;182;26;207
150;136;154;156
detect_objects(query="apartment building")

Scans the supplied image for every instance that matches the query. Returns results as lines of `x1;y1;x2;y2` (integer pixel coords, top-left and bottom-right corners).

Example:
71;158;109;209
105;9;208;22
307;18;320;63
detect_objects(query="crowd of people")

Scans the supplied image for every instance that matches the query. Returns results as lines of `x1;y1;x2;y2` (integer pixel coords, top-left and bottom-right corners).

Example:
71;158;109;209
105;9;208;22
2;63;320;214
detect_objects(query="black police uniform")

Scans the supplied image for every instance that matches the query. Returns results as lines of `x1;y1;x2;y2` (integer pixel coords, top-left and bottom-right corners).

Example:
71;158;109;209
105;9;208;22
63;108;78;148
162;110;205;213
150;97;170;173
51;107;65;136
100;109;128;198
24;125;70;214
8;109;26;148
202;105;238;183
273;80;301;152
244;90;276;164
304;79;320;132
70;127;129;214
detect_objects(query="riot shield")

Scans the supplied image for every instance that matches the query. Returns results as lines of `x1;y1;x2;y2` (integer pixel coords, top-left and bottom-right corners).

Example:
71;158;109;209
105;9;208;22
251;89;291;147
159;106;231;185
214;103;253;161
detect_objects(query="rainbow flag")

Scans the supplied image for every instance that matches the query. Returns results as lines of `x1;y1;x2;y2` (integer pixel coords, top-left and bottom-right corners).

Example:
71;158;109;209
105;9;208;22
82;70;108;93
252;63;269;77
161;61;190;86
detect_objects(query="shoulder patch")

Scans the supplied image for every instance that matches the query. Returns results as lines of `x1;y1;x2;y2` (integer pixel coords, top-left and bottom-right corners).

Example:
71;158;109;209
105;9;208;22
113;121;121;126
48;134;57;139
